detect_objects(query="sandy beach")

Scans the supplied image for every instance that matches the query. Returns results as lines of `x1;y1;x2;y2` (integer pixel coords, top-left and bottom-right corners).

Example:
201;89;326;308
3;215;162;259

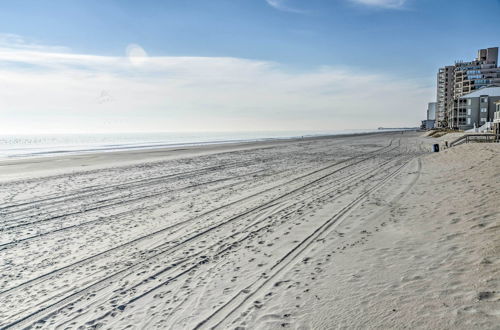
0;131;498;329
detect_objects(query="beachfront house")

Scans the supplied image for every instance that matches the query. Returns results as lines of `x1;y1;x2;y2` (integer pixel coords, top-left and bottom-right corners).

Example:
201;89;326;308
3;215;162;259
459;86;500;131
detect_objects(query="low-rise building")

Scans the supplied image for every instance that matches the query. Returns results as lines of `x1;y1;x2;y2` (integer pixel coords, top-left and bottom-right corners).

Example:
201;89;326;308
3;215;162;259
459;86;500;130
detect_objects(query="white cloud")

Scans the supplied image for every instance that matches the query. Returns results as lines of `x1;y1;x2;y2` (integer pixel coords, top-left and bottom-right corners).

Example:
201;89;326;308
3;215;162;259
349;0;408;9
0;33;69;52
0;39;431;134
265;0;307;13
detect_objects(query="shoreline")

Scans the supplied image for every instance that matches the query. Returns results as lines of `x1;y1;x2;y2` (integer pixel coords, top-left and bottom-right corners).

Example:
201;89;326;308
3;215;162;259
0;130;410;182
0;129;401;161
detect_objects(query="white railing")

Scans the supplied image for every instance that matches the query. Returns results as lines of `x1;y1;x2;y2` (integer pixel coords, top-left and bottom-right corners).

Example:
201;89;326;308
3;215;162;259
494;111;500;123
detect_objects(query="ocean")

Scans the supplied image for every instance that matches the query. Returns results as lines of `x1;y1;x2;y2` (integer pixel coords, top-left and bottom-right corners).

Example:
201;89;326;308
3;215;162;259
0;130;381;159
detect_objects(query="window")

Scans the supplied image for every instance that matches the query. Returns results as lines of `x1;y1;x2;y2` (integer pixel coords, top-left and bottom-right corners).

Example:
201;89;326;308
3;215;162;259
467;99;471;105
480;117;487;123
467;109;471;116
467;118;471;125
481;108;488;113
480;97;488;103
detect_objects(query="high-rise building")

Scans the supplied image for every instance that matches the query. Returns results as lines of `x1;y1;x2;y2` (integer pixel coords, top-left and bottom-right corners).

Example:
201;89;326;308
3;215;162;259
435;47;500;129
454;48;499;99
436;66;454;127
427;102;436;121
422;102;436;130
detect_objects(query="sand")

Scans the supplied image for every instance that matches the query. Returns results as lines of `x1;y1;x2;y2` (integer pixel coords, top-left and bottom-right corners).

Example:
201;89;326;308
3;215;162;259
0;132;498;329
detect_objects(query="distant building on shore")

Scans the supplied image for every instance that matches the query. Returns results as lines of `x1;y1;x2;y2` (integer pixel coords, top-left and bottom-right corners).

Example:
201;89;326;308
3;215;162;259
422;102;436;129
459;86;500;130
434;47;500;129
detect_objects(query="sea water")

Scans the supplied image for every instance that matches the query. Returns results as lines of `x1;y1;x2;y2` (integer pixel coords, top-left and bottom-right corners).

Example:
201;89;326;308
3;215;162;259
0;130;380;159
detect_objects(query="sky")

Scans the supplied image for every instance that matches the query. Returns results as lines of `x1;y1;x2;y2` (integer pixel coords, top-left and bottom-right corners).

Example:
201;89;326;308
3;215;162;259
0;0;499;134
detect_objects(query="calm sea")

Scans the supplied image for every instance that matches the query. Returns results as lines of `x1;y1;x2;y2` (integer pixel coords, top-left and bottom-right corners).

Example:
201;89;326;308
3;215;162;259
0;130;380;159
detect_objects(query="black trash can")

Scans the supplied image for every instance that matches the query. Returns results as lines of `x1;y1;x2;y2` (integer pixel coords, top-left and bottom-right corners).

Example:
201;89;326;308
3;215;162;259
433;144;439;152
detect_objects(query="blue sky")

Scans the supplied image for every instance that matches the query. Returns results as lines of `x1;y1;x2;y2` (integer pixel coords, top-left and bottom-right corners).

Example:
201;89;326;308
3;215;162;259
0;0;499;133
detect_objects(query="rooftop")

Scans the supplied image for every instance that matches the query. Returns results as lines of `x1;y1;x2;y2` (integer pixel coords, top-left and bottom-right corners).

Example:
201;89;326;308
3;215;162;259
460;86;500;98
